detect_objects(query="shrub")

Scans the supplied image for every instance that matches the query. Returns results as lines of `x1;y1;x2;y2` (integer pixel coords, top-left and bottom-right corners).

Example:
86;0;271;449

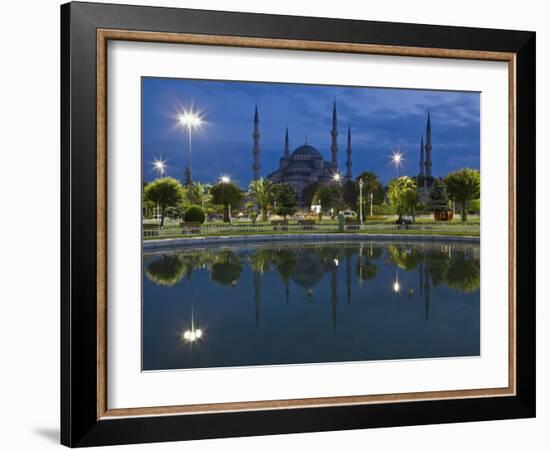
184;205;206;224
372;203;396;215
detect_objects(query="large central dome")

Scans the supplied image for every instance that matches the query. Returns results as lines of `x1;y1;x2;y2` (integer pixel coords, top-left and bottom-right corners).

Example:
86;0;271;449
291;144;322;158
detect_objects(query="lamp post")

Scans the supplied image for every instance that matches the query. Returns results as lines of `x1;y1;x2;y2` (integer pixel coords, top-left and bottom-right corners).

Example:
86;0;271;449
152;158;166;222
220;175;232;223
358;178;364;225
178;110;203;184
370;192;374;217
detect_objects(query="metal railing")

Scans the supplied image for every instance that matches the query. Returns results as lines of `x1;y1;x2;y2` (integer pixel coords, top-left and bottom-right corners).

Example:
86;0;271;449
143;221;479;238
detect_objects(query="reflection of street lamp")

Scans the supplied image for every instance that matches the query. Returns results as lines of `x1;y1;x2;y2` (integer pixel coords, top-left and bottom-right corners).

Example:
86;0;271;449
178;109;203;184
358;178;364;225
181;295;203;343
392;269;401;293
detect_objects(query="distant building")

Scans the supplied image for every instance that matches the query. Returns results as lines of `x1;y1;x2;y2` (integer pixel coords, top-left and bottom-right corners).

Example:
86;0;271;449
253;100;352;204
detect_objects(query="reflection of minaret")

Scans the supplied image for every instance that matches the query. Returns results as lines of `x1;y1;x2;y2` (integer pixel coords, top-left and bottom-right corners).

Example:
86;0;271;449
252;104;260;180
253;271;261;328
285;279;290;304
425;112;432;178
330;263;338;331
330;99;338;169
424;261;430;321
345;126;352;182
346;253;352;304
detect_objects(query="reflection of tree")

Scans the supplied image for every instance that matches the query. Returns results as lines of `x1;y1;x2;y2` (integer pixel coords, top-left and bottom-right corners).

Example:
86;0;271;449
210;251;242;286
387;245;421;271
356;244;379;285
425;249;450;287
272;250;297;304
445;251;480;293
250;249;272;274
145;254;188;287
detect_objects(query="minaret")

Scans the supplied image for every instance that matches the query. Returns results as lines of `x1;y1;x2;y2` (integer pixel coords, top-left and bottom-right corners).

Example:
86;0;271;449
252;104;260;181
419;134;425;178
330;99;338;169
425;112;432;178
345;126;352;181
284;127;289;158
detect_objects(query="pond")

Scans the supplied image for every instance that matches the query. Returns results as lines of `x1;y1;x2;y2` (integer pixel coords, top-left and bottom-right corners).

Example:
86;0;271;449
142;240;480;371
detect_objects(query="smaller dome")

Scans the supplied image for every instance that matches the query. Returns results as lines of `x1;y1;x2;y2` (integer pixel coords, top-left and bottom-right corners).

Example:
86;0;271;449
292;144;322;158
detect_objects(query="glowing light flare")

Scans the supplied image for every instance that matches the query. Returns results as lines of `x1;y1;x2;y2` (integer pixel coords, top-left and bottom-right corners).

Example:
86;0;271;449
152;158;166;176
178;110;203;129
220;175;231;184
392;279;401;293
332;172;342;182
390;150;404;167
182;328;203;342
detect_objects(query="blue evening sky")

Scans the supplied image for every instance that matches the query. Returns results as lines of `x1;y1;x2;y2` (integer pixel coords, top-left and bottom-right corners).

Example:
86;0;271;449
142;77;480;187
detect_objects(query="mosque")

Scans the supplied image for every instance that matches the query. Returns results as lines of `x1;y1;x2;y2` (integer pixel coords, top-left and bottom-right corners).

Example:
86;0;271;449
250;100;434;204
251;100;351;204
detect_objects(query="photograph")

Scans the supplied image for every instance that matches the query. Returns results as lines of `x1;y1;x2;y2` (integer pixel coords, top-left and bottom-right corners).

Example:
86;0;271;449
141;78;481;371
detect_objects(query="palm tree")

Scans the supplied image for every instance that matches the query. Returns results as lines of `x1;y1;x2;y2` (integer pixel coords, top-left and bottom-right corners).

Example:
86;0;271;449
249;178;274;221
190;182;212;209
356;171;381;218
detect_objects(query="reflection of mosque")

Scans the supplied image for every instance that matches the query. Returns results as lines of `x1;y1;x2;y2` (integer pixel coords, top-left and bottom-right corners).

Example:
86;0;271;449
144;243;480;333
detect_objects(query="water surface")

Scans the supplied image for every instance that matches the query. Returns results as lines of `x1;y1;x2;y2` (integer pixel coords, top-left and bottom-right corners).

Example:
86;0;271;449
142;240;480;371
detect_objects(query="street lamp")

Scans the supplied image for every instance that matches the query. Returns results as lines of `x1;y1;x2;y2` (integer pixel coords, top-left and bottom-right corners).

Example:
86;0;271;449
152;158;166;178
178;109;203;184
358;178;364;225
370;192;374;217
391;149;404;178
332;172;341;184
219;175;232;222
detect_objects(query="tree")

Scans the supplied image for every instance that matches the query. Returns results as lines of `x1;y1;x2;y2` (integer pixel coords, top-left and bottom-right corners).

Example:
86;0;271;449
249;178;274;221
387;176;419;216
356;171;381;217
210;181;242;222
302;182;320;206
444;168;480;222
428;179;450;212
313;184;342;216
342;180;358;210
143;177;185;226
190;182;212;208
182;166;192;187
272;183;297;219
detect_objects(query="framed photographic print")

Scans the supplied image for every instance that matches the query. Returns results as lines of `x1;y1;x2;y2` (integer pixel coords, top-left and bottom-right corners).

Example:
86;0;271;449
61;1;536;447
